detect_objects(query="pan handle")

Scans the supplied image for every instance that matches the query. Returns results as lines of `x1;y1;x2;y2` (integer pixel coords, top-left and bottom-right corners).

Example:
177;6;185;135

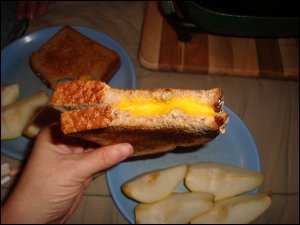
159;1;201;42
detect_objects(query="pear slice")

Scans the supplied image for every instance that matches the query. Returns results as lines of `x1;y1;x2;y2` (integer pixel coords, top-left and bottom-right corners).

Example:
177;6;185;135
185;162;264;201
1;83;20;107
190;193;272;224
1;91;49;140
135;192;214;224
23;105;60;138
122;164;187;203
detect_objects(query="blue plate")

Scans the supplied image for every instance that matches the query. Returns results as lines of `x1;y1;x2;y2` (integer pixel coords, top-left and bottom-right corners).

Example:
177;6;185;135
1;26;136;160
106;105;261;224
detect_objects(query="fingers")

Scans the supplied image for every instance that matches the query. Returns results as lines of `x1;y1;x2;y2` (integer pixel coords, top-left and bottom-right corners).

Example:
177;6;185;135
37;124;85;154
78;143;134;178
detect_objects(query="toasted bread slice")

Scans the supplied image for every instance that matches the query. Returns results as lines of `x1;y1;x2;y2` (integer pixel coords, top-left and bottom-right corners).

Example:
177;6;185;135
51;81;229;157
30;26;120;88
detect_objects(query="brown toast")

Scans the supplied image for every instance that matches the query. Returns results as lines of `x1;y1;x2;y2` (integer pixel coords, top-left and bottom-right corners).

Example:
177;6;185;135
30;26;120;88
50;81;229;157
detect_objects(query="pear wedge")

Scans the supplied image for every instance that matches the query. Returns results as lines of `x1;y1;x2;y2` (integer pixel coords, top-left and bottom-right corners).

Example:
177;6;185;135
1;83;20;107
23;105;60;138
1;91;49;140
185;162;264;201
135;192;214;224
122;164;187;203
190;193;272;224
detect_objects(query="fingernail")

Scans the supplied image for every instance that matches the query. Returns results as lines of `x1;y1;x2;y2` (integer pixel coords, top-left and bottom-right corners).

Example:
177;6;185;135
117;143;134;160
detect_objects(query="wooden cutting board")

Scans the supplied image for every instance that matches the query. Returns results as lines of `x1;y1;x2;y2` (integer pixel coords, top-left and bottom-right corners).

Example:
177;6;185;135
139;2;299;80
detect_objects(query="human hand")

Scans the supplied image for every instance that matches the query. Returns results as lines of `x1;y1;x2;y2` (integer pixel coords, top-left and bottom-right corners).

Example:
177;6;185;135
1;124;133;224
16;1;49;20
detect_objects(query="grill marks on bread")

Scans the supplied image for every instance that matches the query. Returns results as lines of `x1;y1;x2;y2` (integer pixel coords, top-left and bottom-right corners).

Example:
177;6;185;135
61;106;113;134
51;80;108;109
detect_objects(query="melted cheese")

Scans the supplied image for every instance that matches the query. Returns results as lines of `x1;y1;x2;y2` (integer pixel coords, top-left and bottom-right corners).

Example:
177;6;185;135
116;97;215;116
79;75;92;81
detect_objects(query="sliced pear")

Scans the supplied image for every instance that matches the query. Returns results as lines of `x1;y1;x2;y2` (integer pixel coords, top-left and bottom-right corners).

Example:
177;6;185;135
1;91;49;140
1;83;20;107
122;164;187;203
190;193;271;224
135;192;214;224
185;162;264;201
23;105;60;138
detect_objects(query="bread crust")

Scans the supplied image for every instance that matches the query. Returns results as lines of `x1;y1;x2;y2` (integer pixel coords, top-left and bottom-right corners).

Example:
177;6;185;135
71;127;221;157
51;80;109;109
61;106;113;134
30;26;120;88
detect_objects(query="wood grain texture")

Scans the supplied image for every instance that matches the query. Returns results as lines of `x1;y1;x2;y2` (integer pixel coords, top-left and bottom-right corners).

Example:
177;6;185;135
278;38;299;80
138;1;163;70
183;34;209;74
231;37;259;77
159;18;183;71
139;2;299;80
208;35;233;75
255;38;284;79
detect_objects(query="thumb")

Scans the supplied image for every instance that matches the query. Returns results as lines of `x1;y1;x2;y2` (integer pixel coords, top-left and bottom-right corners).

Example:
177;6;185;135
78;143;134;178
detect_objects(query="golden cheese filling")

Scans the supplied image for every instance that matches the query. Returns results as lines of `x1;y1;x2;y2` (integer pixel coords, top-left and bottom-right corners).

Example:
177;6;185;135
116;97;215;116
